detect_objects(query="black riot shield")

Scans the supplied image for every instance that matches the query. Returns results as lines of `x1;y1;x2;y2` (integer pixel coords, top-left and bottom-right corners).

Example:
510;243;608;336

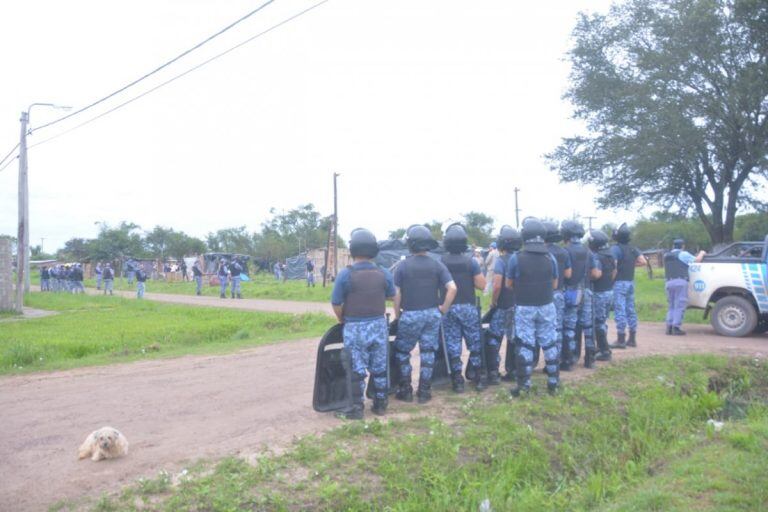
432;323;452;386
312;324;353;412
467;306;495;380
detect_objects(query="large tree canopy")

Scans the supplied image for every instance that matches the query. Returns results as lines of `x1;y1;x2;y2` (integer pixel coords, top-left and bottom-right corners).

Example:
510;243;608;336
548;0;768;244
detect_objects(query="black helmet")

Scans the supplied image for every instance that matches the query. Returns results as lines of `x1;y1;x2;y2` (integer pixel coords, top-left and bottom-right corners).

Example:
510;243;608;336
521;218;549;253
350;228;379;258
443;223;468;254
543;221;562;243
588;229;609;251
521;217;547;242
406;224;438;253
612;222;631;243
673;238;685;249
561;220;585;241
497;225;522;252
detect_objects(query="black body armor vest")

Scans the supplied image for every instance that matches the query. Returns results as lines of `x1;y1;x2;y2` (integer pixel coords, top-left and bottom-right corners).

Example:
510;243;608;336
547;243;569;291
496;253;515;309
615;243;637;281
441;254;475;305
343;267;388;317
664;250;689;281
399;256;442;311
565;243;588;288
593;251;615;292
514;251;554;306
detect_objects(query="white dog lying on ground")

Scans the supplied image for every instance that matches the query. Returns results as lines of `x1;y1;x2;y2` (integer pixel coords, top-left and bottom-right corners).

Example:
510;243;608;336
78;427;129;461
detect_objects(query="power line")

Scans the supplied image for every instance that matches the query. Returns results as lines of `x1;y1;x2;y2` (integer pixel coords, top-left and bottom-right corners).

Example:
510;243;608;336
28;0;330;151
30;0;277;134
0;142;20;168
0;153;18;173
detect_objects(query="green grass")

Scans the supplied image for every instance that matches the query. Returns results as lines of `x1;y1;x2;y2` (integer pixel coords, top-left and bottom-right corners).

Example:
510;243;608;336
0;293;333;375
81;272;333;302
87;355;768;511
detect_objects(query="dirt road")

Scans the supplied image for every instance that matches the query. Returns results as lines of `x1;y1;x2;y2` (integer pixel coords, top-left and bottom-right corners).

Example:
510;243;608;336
1;323;766;511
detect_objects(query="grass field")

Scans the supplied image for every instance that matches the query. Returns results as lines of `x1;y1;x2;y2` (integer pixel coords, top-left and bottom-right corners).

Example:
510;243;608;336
81;355;768;511
0;293;333;375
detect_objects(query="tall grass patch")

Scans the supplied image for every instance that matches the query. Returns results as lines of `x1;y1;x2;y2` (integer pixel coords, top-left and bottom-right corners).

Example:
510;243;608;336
0;293;332;374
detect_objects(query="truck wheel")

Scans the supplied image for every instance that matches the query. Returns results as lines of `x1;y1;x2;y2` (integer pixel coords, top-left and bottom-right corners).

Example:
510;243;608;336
711;296;758;337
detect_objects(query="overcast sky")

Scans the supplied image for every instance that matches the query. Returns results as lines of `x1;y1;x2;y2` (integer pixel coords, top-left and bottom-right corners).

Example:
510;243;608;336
0;0;629;252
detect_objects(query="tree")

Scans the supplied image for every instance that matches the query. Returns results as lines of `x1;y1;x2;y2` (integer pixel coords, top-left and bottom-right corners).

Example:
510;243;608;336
258;204;344;260
632;212;711;250
205;226;255;255
462;211;495;247
89;222;146;264
57;238;91;262
548;0;768;245
146;226;206;260
387;228;406;240
735;212;768;241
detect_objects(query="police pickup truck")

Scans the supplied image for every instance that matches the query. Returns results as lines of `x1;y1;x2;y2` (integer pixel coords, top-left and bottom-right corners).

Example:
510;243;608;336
687;236;768;337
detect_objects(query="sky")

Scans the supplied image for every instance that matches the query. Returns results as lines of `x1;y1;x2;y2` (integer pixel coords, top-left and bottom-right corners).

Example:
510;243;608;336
0;0;626;252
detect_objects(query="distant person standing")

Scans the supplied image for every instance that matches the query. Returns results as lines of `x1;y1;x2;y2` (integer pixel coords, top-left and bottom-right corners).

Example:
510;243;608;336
126;259;136;285
103;263;115;295
94;262;103;290
135;266;147;299
230;258;243;299
40;266;50;291
72;264;85;294
217;259;229;299
280;262;287;282
192;260;203;296
306;259;316;287
180;260;188;281
273;261;282;280
610;223;647;348
484;242;499;295
663;239;705;335
588;229;616;362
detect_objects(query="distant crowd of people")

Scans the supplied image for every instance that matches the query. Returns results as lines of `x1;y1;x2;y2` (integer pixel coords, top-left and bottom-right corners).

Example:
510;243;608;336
39;264;87;294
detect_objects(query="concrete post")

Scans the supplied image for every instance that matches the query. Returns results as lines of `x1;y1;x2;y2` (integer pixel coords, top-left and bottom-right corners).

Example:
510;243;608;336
0;238;13;312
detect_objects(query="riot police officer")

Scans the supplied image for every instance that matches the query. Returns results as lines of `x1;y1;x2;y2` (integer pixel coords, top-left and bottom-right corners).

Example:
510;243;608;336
393;225;457;404
588;229;616;362
663;239;705;335
217;259;229;299
331;228;395;419
544;221;572;367
610;223;647;348
489;226;522;384
441;223;486;393
505;218;560;396
561;220;601;369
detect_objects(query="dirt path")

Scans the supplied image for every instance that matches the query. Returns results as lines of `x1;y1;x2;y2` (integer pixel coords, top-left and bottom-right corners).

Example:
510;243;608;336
85;287;335;316
1;324;766;511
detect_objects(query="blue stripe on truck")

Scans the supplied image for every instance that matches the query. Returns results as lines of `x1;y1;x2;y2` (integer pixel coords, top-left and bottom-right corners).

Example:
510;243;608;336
743;263;768;313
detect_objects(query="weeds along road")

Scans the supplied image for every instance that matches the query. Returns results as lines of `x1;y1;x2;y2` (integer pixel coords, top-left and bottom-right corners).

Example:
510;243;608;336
1;307;766;510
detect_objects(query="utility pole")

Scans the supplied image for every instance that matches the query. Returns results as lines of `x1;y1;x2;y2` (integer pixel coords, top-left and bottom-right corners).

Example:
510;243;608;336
583;216;597;229
40;237;45;255
333;172;339;278
513;187;521;228
15;111;29;312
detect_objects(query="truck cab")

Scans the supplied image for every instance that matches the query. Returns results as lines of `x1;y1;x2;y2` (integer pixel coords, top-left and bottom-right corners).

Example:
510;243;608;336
687;236;768;337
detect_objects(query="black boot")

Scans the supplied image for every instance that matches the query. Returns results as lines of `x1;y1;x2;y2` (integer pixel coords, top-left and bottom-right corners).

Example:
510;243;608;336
560;339;573;371
584;349;596;369
627;331;637;347
465;360;477;382
417;382;432;404
488;370;501;385
595;331;612;361
395;379;413;402
671;326;687;336
475;371;488;392
610;332;627;349
372;397;388;416
335;378;365;420
666;325;673;335
220;293;225;299
547;382;560;395
451;371;465;393
574;326;583;364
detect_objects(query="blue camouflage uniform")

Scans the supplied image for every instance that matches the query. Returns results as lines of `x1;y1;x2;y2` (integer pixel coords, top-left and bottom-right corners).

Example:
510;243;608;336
136;268;147;299
230;261;242;298
611;244;641;335
332;261;396;404
593;250;616;341
489;253;515;378
506;251;559;391
394;255;453;393
563;239;601;363
441;257;483;375
217;263;229;297
192;263;203;295
547;243;571;360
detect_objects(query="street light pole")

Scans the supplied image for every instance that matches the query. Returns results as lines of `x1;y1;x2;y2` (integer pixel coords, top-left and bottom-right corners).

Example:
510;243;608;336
15;102;70;311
